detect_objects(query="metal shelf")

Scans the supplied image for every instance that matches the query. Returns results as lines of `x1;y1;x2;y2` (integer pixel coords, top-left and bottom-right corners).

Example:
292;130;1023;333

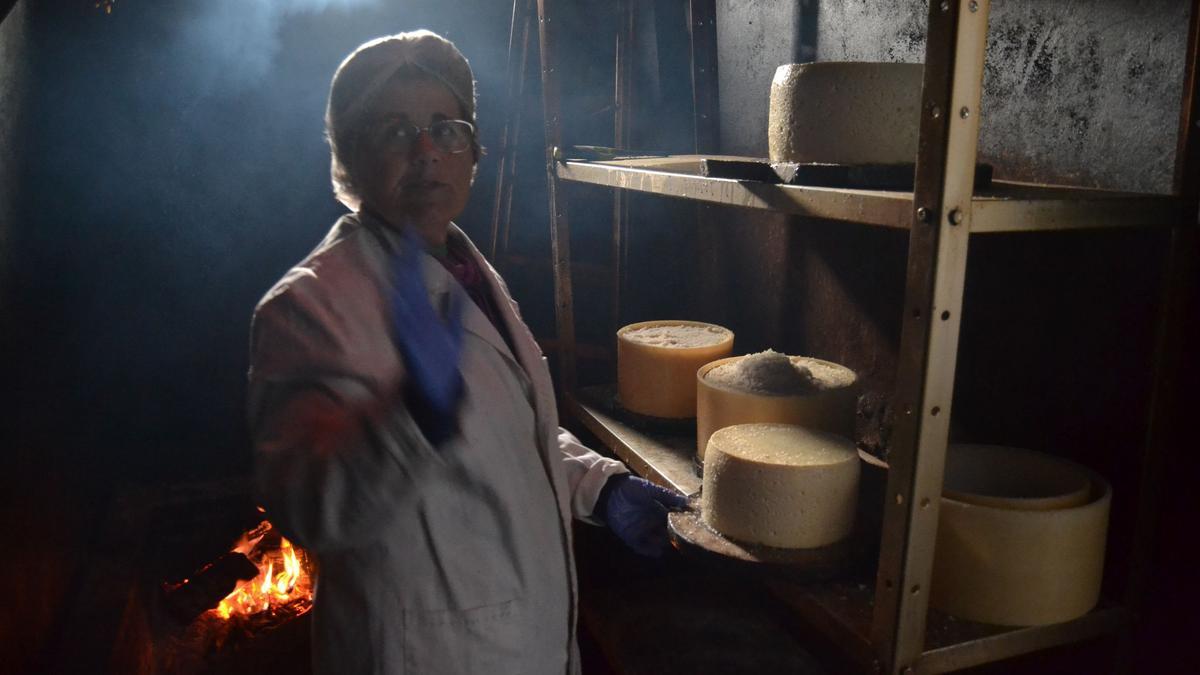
567;385;701;497
539;1;1199;671
769;580;1127;675
569;384;1130;675
555;155;1185;233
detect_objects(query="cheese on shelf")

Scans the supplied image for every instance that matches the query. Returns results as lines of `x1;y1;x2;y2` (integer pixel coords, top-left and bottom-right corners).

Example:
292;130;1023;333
768;62;925;165
616;320;733;419
932;449;1111;626
696;351;857;460
701;423;859;549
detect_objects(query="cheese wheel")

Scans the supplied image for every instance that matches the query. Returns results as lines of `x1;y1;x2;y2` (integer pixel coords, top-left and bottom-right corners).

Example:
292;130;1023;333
943;444;1092;511
932;469;1111;626
617;320;733;418
701;423;859;549
696;352;857;460
768;62;925;165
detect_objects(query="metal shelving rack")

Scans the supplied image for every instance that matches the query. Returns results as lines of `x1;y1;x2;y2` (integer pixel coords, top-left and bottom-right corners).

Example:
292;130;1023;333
536;1;1200;673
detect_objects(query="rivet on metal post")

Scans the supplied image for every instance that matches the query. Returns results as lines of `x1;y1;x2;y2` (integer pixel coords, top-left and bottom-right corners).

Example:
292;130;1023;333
969;0;979;11
930;105;942;119
959;106;970;119
949;208;964;225
551;146;562;162
916;207;929;222
940;0;950;11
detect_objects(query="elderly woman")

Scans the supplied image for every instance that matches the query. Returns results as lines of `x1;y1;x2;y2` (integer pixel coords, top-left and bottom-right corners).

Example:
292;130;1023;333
247;30;686;674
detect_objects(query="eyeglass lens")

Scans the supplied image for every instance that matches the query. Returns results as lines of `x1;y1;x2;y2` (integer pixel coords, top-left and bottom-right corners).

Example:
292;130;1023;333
382;120;473;155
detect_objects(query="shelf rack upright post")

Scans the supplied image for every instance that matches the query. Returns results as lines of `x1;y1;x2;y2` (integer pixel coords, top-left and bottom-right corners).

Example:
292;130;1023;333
873;2;988;670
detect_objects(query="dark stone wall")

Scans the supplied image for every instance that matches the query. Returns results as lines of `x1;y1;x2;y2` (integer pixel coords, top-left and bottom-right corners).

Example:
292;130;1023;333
817;0;1189;193
0;0;28;327
0;7;80;674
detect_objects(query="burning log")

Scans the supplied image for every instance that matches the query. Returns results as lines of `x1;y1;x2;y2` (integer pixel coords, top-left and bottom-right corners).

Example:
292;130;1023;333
211;521;314;623
154;520;316;674
159;518;315;624
162;552;261;625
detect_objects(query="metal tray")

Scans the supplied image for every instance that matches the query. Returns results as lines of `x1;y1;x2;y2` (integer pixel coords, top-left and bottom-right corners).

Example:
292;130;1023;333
667;496;850;580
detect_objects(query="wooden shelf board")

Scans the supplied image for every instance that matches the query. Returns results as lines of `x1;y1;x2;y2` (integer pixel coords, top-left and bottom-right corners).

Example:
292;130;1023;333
567;382;1130;673
556;155;1185;233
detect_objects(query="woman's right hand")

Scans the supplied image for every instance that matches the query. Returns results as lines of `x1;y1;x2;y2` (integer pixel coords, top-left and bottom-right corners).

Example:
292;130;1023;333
389;227;465;444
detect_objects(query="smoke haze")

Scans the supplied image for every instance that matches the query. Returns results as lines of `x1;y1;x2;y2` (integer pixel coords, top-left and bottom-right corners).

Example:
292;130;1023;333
8;0;512;481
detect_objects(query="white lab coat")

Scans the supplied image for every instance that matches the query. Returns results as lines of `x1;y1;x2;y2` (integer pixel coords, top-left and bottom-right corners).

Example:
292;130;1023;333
248;211;627;674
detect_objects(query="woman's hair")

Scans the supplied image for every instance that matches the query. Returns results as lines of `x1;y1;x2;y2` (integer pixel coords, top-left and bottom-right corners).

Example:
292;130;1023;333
325;30;479;211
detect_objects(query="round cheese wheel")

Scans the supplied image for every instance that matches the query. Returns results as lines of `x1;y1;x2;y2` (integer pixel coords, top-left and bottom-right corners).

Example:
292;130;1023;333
943;444;1092;511
768;62;925;165
696;352;857;460
616;320;734;419
701;423;860;549
932;469;1111;626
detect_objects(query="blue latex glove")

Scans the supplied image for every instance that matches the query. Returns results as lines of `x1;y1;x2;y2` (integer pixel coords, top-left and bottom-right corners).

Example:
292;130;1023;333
598;474;689;558
390;226;466;444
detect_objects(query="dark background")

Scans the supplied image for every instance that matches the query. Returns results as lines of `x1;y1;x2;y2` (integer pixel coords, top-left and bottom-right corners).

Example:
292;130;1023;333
1;0;522;484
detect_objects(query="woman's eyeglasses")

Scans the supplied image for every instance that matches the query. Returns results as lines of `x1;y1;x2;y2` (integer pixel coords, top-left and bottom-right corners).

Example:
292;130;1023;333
374;119;475;156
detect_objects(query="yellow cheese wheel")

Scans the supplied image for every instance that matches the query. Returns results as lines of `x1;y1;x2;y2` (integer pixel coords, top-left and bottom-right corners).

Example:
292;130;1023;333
701;423;859;549
696;353;857;460
932;468;1111;626
616;320;733;419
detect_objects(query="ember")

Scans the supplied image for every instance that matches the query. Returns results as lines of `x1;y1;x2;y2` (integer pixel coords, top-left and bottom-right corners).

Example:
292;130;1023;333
211;521;315;624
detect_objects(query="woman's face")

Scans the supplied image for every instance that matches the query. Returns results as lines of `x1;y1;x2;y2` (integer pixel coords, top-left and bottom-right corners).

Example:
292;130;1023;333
355;75;475;240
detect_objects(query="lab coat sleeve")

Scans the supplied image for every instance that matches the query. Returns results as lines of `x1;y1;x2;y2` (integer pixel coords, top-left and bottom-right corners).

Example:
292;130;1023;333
247;281;443;552
556;426;629;526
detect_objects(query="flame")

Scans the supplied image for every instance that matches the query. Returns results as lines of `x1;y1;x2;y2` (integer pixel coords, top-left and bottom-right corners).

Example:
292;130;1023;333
213;521;314;622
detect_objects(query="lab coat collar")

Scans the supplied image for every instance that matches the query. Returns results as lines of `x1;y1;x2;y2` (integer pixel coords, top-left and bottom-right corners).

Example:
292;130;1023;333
445;223;547;380
355;210;520;365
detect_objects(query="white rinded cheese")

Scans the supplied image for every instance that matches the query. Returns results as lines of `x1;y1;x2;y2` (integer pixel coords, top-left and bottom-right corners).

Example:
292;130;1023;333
696;353;857;460
769;62;925;165
701;423;859;549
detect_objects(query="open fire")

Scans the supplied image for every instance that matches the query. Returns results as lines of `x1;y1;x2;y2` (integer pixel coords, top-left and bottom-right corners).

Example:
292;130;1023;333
211;520;314;623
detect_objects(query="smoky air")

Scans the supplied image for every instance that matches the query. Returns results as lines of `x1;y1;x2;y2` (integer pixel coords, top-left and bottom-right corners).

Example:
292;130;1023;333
5;0;513;481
